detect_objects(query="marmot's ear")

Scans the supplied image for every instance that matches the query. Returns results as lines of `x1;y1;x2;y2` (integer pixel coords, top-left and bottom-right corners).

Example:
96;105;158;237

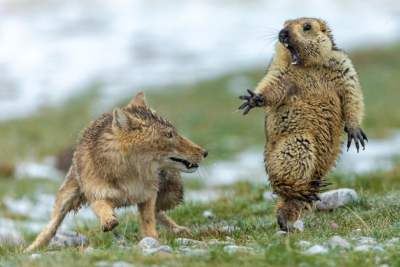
112;106;143;130
128;91;147;108
319;21;328;34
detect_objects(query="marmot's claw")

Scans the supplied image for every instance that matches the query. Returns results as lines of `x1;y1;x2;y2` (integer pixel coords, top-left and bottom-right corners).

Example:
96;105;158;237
300;195;320;203
238;89;266;116
346;126;368;152
315;196;322;201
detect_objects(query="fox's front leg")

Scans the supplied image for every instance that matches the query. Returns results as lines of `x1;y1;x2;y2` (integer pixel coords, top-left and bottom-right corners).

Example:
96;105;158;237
90;200;118;232
138;194;157;238
155;211;193;236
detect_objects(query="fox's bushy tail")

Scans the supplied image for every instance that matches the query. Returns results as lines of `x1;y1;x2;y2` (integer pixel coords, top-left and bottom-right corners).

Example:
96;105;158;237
25;170;83;252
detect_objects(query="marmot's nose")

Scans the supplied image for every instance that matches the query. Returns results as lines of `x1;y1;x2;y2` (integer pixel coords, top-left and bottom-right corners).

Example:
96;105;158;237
204;151;208;158
279;28;290;43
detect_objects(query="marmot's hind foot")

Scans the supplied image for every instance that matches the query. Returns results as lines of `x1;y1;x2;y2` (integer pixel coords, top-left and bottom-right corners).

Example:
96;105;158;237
277;215;292;232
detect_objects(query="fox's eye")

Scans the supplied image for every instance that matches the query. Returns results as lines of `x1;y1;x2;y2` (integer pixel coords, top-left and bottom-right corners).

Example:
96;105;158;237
303;24;312;31
165;132;173;138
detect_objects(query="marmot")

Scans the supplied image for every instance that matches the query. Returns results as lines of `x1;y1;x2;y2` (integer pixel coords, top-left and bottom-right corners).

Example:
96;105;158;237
238;18;367;230
26;92;208;252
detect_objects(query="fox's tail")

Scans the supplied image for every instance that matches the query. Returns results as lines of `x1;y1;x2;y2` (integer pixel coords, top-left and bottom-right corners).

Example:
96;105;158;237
25;170;83;253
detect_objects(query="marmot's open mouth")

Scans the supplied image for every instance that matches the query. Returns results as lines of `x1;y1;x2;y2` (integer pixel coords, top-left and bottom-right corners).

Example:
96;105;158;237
283;43;301;66
170;157;199;169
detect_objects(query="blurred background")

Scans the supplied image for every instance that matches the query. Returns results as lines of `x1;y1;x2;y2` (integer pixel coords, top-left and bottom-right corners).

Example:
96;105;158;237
1;0;400;243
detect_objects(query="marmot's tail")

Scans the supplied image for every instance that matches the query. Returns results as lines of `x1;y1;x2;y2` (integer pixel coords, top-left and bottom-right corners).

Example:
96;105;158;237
25;172;82;253
270;177;330;200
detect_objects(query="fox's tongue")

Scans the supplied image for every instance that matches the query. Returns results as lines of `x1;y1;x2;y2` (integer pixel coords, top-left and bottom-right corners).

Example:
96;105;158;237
291;52;299;65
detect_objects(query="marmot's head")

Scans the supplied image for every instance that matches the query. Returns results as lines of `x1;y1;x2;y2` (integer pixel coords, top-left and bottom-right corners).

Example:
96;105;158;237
277;18;337;67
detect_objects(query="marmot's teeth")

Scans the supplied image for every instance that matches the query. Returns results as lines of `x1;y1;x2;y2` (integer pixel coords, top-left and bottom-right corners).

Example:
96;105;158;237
291;62;297;65
188;163;192;168
284;43;289;47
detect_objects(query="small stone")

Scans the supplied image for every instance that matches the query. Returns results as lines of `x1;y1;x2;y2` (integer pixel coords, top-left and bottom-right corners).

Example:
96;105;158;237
48;230;88;248
375;256;381;264
174;238;207;248
316;189;358;210
330;223;339;229
181;248;191;253
384;242;395;248
113;231;130;246
292;220;304;232
157;245;172;253
95;261;110;267
297;241;312;249
353;229;362;233
273;231;288;237
263;191;278;201
187;249;207;256
138;237;160;249
223;245;255;254
218;226;241;234
29;254;42;260
84;247;101;253
203;210;213;219
112;261;135;267
356;237;377;245
354;245;372;252
142;248;157;255
388;238;399;243
378;265;390;267
155;250;173;257
305;245;329;255
0;233;23;246
324;236;350;249
373;246;386;253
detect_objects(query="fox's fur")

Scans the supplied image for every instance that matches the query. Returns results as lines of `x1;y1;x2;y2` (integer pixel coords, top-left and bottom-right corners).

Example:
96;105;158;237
25;92;207;252
240;18;366;230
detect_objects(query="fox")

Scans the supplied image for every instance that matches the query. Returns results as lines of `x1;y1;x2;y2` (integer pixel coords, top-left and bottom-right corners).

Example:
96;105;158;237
25;92;208;252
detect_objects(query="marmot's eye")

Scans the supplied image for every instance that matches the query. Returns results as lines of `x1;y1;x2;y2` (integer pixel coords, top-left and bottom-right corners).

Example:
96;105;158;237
304;24;312;31
165;132;173;138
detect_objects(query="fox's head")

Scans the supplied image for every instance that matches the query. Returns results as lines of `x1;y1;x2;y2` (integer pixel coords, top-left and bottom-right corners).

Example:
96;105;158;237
112;92;207;174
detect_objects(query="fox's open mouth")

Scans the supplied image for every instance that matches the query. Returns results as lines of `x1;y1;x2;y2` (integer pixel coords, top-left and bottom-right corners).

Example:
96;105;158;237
283;43;301;66
169;157;199;169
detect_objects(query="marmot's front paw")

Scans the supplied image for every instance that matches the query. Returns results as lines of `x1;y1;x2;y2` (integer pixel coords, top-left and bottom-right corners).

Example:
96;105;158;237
345;126;368;153
238;89;265;115
300;195;321;203
173;226;193;236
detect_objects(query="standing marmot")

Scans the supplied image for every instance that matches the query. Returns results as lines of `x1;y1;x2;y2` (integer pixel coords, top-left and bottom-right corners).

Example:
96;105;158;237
238;18;368;230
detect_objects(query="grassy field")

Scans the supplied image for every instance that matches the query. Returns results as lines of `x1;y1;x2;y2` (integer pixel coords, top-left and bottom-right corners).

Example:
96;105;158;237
1;44;400;266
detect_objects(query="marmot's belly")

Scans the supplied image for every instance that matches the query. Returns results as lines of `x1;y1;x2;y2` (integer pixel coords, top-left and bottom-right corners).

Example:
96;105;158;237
264;100;343;178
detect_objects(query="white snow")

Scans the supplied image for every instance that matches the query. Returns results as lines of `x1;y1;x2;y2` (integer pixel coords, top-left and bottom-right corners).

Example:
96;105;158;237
0;0;399;120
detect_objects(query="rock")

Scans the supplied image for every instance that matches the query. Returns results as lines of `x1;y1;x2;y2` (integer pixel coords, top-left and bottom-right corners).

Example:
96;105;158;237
155;250;173;257
113;231;130;246
353;229;362;233
0;233;23;246
157;245;172;253
218;226;241;234
84;247;102;253
48;231;88;248
316;189;358;210
373;246;386;253
330;223;339;229
324;236;350;249
138;237;160;249
305;245;329;255
29;254;42;260
378;265;390;267
223;245;255;254
142;248;157;255
297;241;312;249
175;238;207;248
95;261;110;267
112;261;135;267
273;231;288;237
187;249;207;256
388;238;399;243
355;237;377;245
292;220;304;232
203;210;213;219
354;245;372;252
181;248;191;254
263;191;278;201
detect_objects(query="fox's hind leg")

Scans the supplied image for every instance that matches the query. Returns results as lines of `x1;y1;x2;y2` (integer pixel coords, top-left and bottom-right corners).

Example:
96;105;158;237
155;170;192;236
266;135;324;231
90;200;118;232
25;167;83;252
138;194;157;238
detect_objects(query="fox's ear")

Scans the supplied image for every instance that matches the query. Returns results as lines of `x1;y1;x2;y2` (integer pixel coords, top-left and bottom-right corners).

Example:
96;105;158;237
112;106;143;131
128;91;147;108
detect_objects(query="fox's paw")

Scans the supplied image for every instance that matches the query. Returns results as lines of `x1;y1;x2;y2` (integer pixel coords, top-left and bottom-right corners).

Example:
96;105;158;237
173;226;193;236
101;216;119;232
238;89;265;115
345;126;368;153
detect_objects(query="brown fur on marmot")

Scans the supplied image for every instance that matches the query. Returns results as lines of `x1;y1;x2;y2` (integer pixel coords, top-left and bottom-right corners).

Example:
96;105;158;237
238;18;367;230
